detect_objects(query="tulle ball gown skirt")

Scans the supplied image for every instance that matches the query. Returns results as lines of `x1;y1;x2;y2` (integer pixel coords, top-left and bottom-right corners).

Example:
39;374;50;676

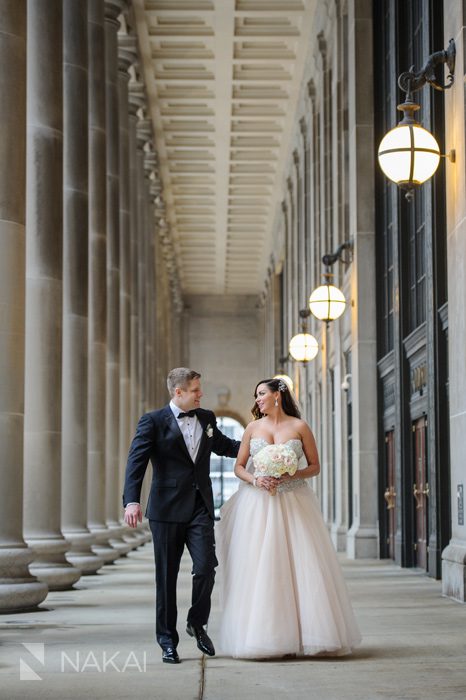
216;482;362;659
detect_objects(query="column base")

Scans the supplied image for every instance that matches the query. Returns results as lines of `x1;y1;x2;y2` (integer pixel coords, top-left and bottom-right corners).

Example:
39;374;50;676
89;524;121;563
122;530;145;548
107;522;132;556
0;546;49;613
91;544;121;563
346;525;379;559
63;529;104;574
66;552;104;574
330;524;347;552
25;536;81;590
120;518;149;548
441;540;466;603
108;537;132;556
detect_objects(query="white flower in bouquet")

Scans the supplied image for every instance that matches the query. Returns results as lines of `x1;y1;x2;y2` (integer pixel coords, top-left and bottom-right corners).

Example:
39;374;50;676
252;443;298;495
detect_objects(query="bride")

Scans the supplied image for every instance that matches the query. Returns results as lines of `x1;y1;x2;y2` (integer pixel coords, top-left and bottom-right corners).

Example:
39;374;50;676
216;378;361;659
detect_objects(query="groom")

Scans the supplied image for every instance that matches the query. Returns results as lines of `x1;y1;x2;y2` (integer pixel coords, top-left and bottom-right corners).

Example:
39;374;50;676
123;367;240;664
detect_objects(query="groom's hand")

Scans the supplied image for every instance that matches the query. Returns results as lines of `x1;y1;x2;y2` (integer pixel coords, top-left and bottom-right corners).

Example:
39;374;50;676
124;504;142;528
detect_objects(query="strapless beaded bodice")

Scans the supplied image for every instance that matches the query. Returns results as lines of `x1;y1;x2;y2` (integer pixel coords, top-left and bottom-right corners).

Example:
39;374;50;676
249;438;306;493
250;437;304;459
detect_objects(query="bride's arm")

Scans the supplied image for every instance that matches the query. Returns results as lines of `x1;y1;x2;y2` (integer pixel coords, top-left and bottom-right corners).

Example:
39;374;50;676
233;426;254;485
298;422;320;478
234;424;276;491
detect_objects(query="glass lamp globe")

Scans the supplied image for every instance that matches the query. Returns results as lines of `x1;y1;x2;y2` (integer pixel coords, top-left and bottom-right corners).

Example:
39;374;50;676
309;284;346;322
273;374;294;391
289;333;318;362
378;122;440;189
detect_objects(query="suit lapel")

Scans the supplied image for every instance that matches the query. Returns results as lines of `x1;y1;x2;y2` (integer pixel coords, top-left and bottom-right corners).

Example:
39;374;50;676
162;405;192;462
194;412;210;465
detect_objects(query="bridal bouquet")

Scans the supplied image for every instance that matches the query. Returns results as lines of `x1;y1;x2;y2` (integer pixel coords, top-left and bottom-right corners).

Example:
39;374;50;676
253;444;298;495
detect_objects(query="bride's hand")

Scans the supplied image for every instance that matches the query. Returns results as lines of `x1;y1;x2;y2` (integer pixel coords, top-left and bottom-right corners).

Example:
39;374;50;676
277;472;293;483
256;476;278;491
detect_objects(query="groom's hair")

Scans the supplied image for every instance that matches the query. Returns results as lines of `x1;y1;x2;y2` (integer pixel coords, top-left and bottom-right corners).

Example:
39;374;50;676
167;367;201;396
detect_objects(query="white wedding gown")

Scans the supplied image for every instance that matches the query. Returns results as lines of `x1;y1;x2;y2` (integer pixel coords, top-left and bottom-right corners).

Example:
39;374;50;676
216;438;362;659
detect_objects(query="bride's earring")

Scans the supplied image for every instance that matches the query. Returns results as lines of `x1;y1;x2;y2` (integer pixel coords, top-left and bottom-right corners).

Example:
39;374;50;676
274;398;278;407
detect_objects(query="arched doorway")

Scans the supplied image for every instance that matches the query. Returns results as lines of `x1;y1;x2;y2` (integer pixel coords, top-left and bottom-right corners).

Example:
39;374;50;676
210;416;244;517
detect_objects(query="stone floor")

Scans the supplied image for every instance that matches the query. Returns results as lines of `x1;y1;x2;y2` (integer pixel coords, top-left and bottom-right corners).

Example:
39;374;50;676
1;538;466;700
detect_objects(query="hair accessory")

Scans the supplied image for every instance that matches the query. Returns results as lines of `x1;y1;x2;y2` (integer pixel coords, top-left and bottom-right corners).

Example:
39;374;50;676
278;380;287;392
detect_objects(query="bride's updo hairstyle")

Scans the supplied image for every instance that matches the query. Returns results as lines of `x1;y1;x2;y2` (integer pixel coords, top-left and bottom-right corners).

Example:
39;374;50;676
252;378;301;420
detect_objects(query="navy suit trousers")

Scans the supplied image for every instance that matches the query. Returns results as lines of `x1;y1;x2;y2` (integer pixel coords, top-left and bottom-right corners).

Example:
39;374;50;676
149;491;218;650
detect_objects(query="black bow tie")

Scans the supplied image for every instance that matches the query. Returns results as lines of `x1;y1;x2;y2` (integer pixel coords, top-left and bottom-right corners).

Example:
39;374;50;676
178;410;197;419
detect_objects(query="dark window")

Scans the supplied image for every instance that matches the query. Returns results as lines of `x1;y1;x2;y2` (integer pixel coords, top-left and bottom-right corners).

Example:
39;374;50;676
403;0;427;332
330;368;336;521
345;351;353;530
408;195;426;329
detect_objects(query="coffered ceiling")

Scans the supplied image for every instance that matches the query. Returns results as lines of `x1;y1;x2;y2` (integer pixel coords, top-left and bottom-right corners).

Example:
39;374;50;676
133;0;317;296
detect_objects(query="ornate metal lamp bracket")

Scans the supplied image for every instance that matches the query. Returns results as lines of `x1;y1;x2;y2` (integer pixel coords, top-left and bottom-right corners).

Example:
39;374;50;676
398;38;456;96
321;240;353;269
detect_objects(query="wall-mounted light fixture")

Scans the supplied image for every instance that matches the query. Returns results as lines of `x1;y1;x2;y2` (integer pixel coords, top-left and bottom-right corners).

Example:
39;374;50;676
341;373;352;392
377;39;456;201
289;309;319;362
309;241;352;325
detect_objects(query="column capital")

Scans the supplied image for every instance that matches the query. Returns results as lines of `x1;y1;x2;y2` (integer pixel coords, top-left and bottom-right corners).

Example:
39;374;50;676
337;0;348;17
157;229;183;313
128;80;145;116
150;178;162;199
153;193;165;213
144;148;158;175
317;30;327;59
299;116;307;139
136;116;152;150
105;0;127;25
118;34;137;75
256;291;267;309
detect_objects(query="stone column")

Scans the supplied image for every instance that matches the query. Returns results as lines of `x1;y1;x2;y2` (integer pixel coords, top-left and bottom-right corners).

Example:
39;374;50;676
87;0;119;564
0;0;49;612
442;1;466;601
128;82;141;434
143;148;157;408
117;37;133;508
23;0;81;589
136;116;150;416
152;183;165;404
104;0;131;554
346;0;378;558
148;181;159;408
139;144;152;513
117;37;144;547
125;80;151;541
61;0;103;574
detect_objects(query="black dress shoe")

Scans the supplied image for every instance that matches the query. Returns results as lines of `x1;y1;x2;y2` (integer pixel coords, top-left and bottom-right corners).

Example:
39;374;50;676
186;622;215;656
162;647;180;664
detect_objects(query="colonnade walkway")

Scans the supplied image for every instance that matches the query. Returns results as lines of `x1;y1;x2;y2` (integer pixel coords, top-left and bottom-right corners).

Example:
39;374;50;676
1;537;465;700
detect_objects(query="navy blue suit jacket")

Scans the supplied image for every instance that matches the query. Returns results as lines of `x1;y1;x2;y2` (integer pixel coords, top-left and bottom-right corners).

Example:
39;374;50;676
123;405;240;522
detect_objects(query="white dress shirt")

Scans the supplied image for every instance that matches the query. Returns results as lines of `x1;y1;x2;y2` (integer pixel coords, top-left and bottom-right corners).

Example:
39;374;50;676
169;400;203;463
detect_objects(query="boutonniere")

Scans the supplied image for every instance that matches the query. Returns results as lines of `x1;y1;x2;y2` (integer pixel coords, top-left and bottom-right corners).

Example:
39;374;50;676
206;424;213;438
